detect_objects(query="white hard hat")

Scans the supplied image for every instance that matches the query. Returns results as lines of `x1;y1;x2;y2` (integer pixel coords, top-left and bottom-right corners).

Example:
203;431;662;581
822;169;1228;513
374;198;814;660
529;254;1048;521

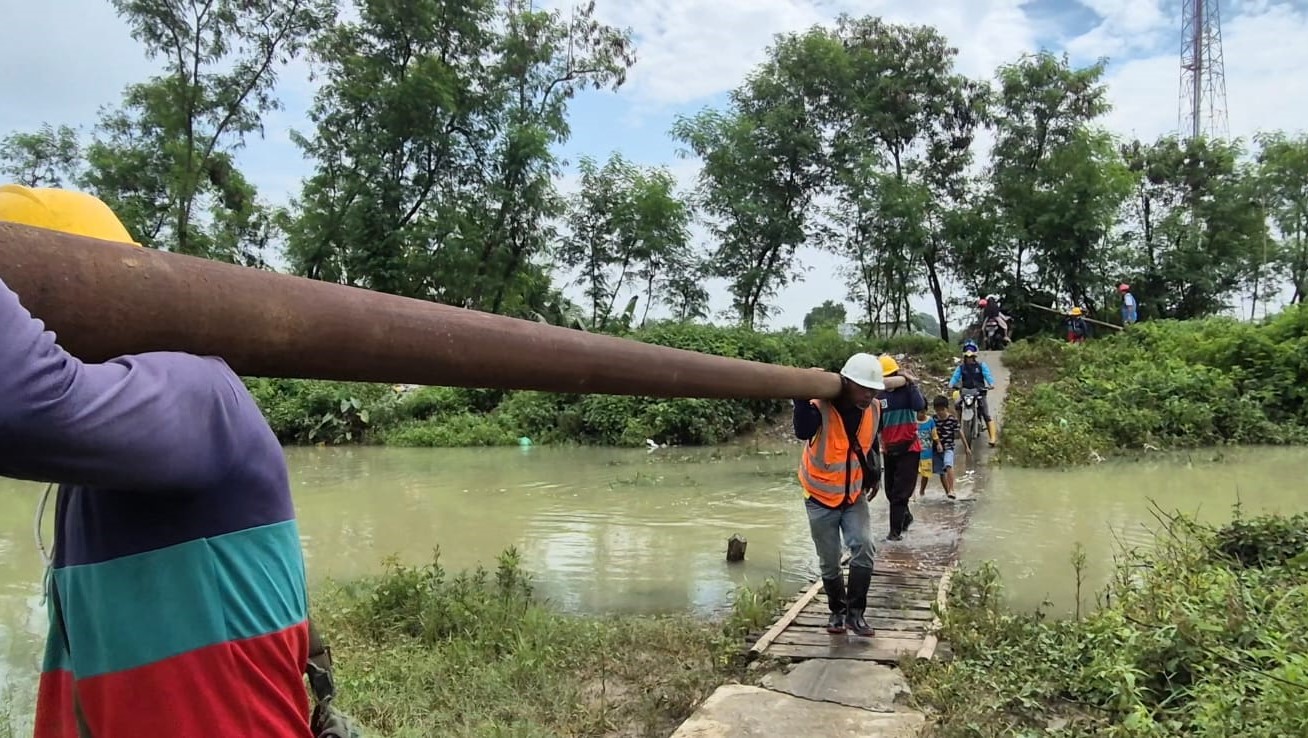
839;352;886;390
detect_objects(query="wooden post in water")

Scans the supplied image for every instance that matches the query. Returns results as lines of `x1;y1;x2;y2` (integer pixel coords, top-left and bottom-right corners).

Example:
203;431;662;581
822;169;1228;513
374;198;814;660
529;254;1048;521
726;534;747;563
0;222;907;399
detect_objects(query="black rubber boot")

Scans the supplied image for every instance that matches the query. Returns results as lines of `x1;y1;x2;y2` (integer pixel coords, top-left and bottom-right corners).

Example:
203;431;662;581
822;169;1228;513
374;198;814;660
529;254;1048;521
844;566;875;637
822;577;847;634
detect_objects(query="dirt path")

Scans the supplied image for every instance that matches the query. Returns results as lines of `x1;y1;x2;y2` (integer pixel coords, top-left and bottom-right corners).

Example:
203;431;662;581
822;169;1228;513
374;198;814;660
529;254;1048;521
874;349;1010;574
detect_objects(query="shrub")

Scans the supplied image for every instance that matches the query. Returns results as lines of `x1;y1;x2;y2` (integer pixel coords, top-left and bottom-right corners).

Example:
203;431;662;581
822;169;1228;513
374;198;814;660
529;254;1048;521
906;509;1308;737
308;550;778;737
244;322;954;448
1000;305;1308;466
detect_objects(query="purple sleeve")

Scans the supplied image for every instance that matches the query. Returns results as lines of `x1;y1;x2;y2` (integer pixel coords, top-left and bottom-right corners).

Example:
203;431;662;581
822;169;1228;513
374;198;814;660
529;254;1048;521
0;275;250;492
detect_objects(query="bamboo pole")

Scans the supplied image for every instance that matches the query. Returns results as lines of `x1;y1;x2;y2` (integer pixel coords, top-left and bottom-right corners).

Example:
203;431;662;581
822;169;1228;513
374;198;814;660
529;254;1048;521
1029;302;1123;331
0;223;907;399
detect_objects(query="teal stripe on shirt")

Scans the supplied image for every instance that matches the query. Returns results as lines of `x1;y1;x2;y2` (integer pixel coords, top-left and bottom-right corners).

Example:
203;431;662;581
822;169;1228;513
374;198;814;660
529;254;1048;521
882;408;919;426
53;519;307;679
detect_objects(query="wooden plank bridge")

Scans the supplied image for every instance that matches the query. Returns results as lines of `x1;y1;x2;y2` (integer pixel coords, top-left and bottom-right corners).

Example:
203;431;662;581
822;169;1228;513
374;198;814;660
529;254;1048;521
747;564;954;663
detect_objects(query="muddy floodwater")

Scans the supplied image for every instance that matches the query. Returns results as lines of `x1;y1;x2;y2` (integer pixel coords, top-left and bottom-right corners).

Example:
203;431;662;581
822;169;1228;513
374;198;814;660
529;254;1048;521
2;443;1307;728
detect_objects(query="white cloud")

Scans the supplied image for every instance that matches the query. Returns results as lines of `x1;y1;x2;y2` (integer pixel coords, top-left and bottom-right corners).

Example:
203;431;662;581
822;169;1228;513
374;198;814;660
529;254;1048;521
577;0;1039;108
1064;0;1170;60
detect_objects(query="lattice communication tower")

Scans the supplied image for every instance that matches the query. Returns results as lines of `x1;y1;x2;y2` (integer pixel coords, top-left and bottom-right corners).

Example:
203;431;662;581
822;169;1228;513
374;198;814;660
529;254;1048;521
1179;0;1229;140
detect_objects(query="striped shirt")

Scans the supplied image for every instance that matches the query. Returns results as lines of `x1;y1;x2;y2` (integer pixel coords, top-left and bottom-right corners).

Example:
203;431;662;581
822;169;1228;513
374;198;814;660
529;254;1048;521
0;275;312;738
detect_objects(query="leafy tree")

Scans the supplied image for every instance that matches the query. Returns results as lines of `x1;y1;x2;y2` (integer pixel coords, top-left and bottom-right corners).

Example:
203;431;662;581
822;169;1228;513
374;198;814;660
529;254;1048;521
559;153;692;329
84;0;330;264
672;55;825;329
803;300;847;333
0;124;81;187
285;0;634;314
988;52;1132;309
818;17;986;340
1121;136;1266;318
1255;132;1308;305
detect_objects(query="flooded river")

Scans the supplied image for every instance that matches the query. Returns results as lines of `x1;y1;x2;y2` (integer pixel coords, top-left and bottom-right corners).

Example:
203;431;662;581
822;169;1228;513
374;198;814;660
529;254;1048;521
2;443;1307;727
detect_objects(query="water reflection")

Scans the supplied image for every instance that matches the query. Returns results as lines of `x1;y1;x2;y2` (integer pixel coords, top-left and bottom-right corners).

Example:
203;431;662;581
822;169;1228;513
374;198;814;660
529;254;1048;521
3;443;1308;731
962;447;1308;615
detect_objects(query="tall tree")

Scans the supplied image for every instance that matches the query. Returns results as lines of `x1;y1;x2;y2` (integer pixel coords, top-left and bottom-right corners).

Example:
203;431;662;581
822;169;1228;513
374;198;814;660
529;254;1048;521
285;0;634;314
85;0;330;264
0;125;81;188
818;16;986;340
1121;136;1266;318
671;54;825;329
1255;132;1308;305
559;153;692;330
988;52;1132;309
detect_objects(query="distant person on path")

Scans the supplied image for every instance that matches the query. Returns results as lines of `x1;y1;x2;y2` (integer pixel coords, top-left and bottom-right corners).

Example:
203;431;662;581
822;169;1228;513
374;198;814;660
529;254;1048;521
979;295;1013;344
932;395;966;500
877;355;927;541
1066;307;1090;344
948;342;998;448
915;410;937;498
0;185;320;738
793;353;885;637
1119;283;1138;325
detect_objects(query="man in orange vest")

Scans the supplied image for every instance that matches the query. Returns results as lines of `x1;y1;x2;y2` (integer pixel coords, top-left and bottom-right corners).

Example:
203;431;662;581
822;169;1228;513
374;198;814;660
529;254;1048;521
793;353;885;637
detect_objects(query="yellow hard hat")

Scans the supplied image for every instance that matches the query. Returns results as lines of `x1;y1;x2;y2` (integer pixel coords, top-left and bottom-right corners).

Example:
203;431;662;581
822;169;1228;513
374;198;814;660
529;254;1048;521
0;184;137;245
878;354;899;376
1070;307;1083;316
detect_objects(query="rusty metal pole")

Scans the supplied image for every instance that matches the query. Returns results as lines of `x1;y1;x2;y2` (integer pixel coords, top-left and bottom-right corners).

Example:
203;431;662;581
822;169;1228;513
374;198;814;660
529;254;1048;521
0;223;902;399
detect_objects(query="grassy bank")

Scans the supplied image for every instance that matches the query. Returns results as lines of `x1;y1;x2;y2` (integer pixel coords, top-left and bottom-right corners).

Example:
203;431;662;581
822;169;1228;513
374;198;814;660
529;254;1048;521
997;304;1308;467
905;509;1308;737
244;323;955;448
309;548;785;737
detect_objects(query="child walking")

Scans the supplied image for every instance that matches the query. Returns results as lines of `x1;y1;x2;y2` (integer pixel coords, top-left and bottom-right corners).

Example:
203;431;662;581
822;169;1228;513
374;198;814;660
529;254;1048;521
932;395;968;499
916;410;937;497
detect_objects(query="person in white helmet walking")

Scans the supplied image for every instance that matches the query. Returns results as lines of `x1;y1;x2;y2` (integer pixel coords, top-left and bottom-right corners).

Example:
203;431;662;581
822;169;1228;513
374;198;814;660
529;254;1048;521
793;353;885;637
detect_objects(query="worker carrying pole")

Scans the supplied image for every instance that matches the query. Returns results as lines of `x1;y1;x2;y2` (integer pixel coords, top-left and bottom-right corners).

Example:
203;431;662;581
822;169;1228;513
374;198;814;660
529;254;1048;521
0;185;905;738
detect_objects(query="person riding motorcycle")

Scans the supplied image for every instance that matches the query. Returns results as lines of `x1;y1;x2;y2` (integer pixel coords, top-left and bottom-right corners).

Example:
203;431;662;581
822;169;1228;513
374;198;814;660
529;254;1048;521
949;344;997;447
978;296;1012;345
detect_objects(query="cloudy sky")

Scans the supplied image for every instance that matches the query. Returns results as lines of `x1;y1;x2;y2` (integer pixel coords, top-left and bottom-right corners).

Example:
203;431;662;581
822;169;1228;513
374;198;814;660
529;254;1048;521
3;0;1306;328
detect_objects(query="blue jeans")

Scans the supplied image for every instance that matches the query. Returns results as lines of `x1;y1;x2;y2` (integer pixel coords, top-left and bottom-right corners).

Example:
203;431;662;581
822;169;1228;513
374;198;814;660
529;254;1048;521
806;495;875;580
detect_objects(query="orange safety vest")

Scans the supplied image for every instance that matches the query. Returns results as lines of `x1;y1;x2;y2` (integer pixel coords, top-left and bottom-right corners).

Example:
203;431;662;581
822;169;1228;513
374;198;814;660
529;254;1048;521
797;400;877;507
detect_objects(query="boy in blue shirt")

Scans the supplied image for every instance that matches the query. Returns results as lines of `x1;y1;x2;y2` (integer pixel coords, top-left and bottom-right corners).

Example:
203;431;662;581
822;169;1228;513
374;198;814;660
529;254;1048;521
916;410;936;497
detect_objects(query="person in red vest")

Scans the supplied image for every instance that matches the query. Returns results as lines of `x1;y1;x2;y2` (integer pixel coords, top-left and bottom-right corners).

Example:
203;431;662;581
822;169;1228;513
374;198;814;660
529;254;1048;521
793;353;885;637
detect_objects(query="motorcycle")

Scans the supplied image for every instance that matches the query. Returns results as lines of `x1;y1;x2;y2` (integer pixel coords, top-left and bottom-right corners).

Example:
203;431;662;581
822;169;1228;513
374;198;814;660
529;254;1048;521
982;318;1006;351
959;388;983;443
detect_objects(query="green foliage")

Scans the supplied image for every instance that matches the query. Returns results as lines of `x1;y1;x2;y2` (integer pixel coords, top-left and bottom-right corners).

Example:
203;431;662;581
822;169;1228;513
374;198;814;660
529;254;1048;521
243;324;952;447
802;300;847;333
310;549;768;737
559;153;697;330
999;336;1080;370
1000;306;1308;466
244;378;397;444
283;0;635;316
906;509;1308;737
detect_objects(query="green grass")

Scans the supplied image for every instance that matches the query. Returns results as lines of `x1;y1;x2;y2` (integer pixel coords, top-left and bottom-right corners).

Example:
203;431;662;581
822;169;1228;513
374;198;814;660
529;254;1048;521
904;507;1308;737
311;548;786;737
